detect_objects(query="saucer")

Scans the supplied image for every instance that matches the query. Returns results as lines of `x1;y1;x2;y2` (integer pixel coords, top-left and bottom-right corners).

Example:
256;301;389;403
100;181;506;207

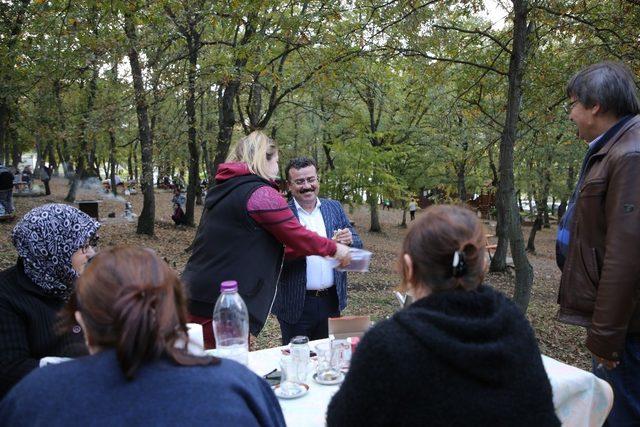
273;383;309;399
313;371;345;385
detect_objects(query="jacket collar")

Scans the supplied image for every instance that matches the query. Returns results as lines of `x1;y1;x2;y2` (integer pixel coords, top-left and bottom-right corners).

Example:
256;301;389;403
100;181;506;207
591;115;639;158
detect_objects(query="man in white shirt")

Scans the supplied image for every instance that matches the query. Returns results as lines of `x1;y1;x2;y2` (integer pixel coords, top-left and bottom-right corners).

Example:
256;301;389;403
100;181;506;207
272;157;363;344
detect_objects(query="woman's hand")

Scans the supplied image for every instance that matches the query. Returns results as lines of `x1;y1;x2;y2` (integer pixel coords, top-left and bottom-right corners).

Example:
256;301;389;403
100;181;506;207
333;243;352;267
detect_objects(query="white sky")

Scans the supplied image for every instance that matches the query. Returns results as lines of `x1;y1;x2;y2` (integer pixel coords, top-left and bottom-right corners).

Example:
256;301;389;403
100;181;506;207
481;0;509;29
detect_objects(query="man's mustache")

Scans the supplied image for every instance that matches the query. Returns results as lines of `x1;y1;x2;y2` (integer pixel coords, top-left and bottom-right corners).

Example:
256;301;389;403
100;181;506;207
300;187;316;194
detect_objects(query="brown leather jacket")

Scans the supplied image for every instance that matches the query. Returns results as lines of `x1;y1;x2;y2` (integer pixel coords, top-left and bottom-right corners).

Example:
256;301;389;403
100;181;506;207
558;115;640;360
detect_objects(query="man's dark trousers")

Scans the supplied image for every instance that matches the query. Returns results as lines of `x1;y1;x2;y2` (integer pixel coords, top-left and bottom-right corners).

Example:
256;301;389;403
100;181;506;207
593;335;640;425
279;287;340;345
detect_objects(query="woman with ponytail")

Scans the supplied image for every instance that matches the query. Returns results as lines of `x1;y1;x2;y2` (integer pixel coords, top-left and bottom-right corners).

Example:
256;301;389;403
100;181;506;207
0;246;285;427
327;205;559;427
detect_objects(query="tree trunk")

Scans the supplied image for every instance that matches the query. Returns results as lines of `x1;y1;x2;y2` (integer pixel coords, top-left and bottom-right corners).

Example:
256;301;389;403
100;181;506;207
557;200;567;221
184;36;200;226
495;0;533;312
213;20;254;172
124;9;155;236
456;161;467;201
214;81;240;171
133;141;139;182
516;190;524;211
66;69;98;203
368;191;381;232
0;0;29;169
109;130;117;196
201;89;214;181
400;200;407;228
53;81;70;176
489;199;509;272
526;211;543;253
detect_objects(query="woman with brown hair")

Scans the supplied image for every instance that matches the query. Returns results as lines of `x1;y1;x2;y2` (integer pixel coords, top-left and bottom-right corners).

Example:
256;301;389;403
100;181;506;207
327;205;559;427
0;246;285;427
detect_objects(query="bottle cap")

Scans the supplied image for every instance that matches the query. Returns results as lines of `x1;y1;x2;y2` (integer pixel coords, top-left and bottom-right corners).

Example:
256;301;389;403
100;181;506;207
220;280;238;291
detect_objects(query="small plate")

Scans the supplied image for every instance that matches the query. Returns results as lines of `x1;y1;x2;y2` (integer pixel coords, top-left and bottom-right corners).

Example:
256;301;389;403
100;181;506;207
273;383;309;399
313;372;345;385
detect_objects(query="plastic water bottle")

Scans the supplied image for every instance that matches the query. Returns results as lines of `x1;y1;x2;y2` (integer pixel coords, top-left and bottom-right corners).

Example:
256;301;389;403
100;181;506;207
212;280;249;366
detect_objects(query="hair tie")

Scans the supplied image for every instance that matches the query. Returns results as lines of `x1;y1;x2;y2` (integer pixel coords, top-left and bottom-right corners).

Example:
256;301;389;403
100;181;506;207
452;250;467;278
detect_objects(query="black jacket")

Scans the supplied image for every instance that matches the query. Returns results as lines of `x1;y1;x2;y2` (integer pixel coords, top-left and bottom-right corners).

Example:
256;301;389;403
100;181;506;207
0;261;87;399
327;285;560;427
0;166;13;191
182;174;284;336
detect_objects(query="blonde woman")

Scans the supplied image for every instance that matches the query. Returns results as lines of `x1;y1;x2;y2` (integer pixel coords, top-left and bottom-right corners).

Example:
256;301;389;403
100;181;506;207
182;131;350;345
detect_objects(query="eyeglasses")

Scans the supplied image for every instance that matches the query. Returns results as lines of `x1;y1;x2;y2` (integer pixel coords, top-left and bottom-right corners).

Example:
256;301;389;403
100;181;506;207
80;235;99;254
291;176;318;186
564;100;578;114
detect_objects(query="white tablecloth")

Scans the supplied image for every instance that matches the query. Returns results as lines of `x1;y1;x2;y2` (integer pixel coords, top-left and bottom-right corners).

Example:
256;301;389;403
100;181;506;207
247;342;613;427
190;325;613;427
541;355;613;427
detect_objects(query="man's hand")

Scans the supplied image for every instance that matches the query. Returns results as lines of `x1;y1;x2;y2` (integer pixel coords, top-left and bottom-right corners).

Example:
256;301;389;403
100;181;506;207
333;243;352;267
332;228;353;246
593;354;619;370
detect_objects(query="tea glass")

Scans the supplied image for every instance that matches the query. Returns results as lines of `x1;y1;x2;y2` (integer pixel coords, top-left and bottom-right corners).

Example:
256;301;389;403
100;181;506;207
315;341;342;382
279;354;307;396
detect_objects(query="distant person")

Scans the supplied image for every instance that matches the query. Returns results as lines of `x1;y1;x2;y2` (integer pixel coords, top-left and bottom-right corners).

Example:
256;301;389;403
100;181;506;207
0;163;14;214
327;205;559;427
273;157;363;344
0;246;286;426
0;204;100;399
182;131;351;346
408;198;417;220
22;165;32;190
174;172;185;191
556;61;640;424
41;164;52;195
171;187;186;226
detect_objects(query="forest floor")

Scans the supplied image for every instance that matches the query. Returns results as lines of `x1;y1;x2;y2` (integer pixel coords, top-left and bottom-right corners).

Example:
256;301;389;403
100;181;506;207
0;177;590;370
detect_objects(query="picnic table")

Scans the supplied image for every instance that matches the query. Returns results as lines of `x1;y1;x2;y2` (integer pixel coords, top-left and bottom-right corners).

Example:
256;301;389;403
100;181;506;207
187;325;613;427
13;181;29;192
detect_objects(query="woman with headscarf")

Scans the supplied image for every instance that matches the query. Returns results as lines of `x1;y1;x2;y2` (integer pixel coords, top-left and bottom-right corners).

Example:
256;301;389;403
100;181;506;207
0;203;100;399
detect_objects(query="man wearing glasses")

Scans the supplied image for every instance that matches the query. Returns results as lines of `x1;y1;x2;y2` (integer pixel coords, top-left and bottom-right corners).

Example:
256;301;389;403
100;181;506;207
272;157;363;344
556;61;640;424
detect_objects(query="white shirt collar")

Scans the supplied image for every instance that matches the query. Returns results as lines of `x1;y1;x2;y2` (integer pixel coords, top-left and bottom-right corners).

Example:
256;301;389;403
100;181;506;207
293;196;321;214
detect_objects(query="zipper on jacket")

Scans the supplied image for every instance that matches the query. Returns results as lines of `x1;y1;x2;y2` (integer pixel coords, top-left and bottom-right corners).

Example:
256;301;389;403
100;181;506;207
266;245;286;327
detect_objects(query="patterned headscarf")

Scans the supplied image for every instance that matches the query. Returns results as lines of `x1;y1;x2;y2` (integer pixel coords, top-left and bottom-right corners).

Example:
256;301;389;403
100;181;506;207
12;203;101;299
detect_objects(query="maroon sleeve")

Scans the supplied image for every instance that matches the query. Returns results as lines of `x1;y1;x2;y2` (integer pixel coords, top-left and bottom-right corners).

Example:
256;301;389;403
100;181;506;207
247;186;337;259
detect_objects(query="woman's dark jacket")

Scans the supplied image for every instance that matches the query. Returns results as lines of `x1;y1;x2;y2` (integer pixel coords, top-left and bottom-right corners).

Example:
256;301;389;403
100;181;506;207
0;351;285;427
327;285;560;427
0;261;87;399
182;173;284;336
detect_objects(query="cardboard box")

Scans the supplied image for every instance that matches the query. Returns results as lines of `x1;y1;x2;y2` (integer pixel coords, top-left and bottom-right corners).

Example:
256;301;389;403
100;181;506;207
328;315;371;339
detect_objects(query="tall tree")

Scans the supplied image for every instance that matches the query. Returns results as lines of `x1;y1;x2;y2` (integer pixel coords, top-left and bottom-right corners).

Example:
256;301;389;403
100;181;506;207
495;0;534;311
123;3;155;235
